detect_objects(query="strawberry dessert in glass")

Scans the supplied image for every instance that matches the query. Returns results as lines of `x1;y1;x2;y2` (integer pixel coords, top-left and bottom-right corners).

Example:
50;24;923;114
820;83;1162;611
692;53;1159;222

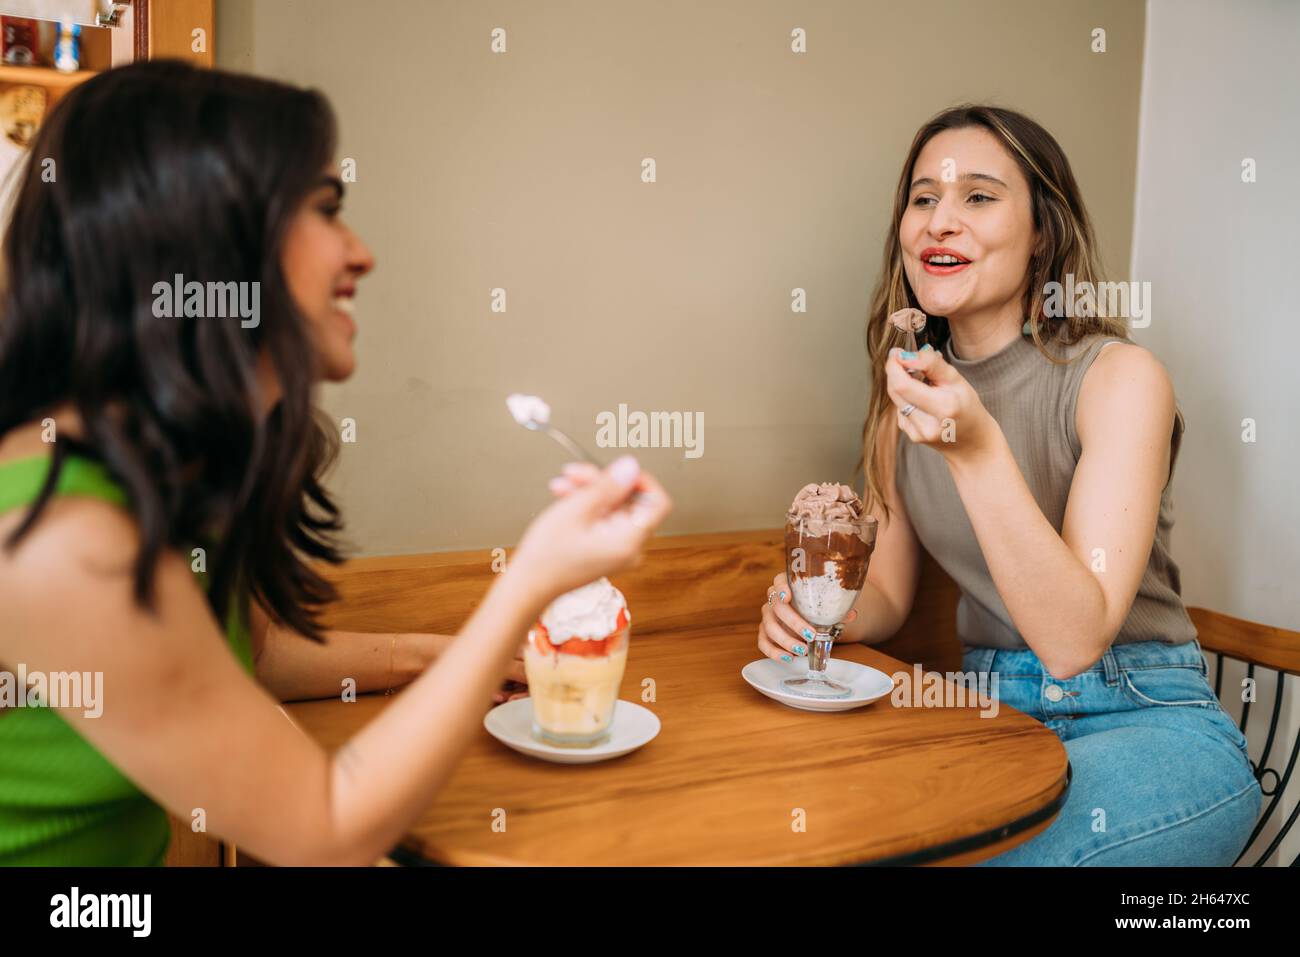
524;577;630;747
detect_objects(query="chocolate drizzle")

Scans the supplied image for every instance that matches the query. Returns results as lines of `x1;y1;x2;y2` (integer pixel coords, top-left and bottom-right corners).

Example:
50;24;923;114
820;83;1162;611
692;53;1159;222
786;521;873;591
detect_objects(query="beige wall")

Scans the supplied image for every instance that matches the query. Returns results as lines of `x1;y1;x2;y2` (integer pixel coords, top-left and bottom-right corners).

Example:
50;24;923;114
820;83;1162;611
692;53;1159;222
216;0;1145;556
1131;0;1300;632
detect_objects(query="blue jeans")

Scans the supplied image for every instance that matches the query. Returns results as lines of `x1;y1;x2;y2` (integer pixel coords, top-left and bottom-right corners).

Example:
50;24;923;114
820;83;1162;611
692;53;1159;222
962;638;1261;866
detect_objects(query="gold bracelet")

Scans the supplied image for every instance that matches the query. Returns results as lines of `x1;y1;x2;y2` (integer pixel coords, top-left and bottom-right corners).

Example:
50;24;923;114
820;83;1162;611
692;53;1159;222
384;634;398;696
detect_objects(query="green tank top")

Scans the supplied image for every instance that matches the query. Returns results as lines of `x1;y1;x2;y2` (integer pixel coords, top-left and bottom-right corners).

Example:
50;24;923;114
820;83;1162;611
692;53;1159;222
0;452;254;865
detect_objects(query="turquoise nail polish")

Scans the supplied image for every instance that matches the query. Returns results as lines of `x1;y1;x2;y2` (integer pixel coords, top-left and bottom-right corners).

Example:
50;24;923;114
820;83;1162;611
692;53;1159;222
781;654;792;663
901;350;917;360
921;343;934;352
793;644;806;656
778;591;785;601
802;628;813;640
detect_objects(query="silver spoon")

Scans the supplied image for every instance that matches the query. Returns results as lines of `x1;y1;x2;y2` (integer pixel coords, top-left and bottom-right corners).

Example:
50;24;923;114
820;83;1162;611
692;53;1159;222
889;308;929;381
506;394;651;505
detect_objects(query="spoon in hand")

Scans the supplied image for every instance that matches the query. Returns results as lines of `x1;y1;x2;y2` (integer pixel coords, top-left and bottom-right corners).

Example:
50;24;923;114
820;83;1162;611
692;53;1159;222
506;394;651;506
889;307;929;382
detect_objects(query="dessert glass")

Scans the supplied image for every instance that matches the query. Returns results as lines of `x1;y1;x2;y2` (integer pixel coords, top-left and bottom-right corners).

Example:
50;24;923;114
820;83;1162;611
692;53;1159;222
782;514;878;699
524;608;630;747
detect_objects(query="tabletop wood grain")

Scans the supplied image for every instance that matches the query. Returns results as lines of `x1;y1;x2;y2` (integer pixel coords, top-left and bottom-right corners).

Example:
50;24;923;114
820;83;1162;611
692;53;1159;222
287;571;1070;865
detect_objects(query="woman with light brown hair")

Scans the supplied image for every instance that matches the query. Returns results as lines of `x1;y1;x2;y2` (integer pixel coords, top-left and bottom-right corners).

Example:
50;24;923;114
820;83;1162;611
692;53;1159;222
758;104;1260;865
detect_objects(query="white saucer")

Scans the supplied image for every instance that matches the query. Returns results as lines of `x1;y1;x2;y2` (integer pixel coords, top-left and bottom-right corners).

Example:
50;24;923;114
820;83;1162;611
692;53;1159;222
483;698;661;764
742;658;895;712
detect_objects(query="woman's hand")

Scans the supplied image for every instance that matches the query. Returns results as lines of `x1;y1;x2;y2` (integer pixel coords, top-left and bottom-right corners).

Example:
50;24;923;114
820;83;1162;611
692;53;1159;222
757;572;857;663
508;455;672;601
886;345;999;463
485;458;667;704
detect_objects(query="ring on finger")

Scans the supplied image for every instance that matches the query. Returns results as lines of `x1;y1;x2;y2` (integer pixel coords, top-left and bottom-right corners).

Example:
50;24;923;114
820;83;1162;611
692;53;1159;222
900;403;916;417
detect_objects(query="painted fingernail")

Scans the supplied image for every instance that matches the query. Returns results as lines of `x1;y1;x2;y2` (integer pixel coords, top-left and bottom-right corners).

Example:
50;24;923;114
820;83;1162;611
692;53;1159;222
781;654;792;662
802;629;814;640
921;343;934;352
793;644;807;656
901;350;917;360
779;591;786;601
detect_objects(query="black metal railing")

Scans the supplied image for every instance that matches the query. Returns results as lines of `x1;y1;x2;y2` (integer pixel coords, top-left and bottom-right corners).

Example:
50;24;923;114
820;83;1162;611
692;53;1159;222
1210;654;1300;866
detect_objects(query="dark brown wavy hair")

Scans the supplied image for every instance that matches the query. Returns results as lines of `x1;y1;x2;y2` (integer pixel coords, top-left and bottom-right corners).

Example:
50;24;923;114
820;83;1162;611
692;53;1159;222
859;104;1133;523
0;60;347;641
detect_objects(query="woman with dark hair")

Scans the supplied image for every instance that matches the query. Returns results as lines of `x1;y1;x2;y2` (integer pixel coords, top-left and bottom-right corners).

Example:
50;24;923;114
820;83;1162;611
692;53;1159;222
0;60;671;866
757;105;1261;865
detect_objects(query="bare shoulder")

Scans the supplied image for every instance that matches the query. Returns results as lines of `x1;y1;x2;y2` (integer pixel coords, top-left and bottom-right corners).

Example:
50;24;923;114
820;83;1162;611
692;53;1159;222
0;494;174;662
0;488;246;735
1085;338;1171;385
0;493;140;583
1077;340;1175;444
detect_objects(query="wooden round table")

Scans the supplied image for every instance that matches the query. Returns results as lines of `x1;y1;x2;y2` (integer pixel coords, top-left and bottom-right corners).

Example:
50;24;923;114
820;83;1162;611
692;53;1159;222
286;621;1071;866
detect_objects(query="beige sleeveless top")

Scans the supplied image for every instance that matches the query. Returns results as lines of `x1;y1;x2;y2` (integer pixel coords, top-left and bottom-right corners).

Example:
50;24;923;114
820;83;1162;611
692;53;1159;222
895;328;1196;652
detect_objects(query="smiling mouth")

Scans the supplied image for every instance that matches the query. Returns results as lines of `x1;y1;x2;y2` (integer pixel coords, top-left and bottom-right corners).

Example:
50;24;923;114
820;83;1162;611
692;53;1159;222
332;295;355;315
921;253;972;275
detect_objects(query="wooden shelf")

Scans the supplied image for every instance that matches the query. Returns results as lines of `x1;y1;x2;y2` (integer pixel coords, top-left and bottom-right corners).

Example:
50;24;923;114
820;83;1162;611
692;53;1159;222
0;63;99;90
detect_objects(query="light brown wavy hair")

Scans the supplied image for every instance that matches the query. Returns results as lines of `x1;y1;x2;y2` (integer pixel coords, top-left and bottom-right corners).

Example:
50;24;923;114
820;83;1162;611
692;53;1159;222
858;104;1132;524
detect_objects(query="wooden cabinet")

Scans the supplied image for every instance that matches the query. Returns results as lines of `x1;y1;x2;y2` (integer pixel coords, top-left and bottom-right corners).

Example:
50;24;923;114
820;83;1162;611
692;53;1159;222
136;0;214;65
0;0;212;105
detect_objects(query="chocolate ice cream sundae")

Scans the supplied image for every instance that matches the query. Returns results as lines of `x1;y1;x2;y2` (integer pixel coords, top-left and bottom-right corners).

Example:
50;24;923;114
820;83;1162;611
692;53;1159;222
785;483;876;625
782;483;877;698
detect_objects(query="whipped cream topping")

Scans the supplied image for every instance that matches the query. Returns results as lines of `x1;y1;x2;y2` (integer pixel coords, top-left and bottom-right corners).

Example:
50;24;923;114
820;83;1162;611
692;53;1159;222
889;307;927;333
788;482;865;523
787;482;872;542
540;577;628;641
506;393;550;427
